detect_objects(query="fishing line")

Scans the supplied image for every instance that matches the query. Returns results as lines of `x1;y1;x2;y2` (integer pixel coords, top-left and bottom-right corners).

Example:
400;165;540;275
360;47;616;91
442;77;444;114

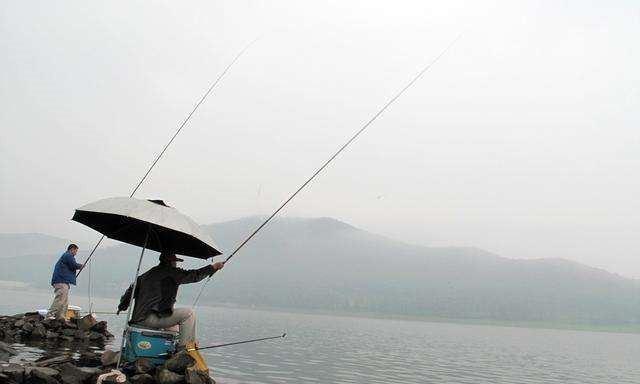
87;257;93;313
76;38;259;278
158;333;287;355
188;333;286;351
192;33;463;307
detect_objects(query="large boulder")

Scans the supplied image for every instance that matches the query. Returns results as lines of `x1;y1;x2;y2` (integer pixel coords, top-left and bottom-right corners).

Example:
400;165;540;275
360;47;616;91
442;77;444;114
78;351;102;367
185;366;214;384
133;359;155;376
62;322;78;330
0;372;17;384
25;366;61;384
42;319;65;331
77;315;97;331
89;332;107;342
22;322;35;333
23;313;44;322
27;367;61;384
0;342;18;361
156;368;184;384
73;330;90;340
165;351;195;374
0;363;25;383
46;331;59;339
35;356;73;367
32;324;48;339
25;366;60;377
58;362;93;384
100;350;120;367
129;373;155;384
3;330;16;340
91;321;108;333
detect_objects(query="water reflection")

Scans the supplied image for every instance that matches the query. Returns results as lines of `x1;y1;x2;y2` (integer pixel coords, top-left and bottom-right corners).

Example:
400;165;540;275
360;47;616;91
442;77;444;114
10;336;112;365
3;291;640;384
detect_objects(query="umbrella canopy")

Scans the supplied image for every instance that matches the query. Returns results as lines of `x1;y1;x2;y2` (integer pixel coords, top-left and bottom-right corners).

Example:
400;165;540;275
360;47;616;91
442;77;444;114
72;197;222;259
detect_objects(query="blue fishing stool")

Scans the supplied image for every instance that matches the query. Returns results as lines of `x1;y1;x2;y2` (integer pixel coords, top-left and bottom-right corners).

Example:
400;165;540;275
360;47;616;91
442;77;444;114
122;325;178;366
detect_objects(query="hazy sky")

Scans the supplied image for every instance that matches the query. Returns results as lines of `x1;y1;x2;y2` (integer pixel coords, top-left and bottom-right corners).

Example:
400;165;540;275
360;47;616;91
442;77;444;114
1;1;639;276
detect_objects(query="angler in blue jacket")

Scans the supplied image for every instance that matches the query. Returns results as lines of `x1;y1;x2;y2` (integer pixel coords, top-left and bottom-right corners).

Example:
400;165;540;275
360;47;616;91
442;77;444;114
48;244;84;319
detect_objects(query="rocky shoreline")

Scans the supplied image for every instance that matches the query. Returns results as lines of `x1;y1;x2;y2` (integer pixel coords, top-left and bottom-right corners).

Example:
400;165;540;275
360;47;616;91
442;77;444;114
0;313;214;384
0;312;114;344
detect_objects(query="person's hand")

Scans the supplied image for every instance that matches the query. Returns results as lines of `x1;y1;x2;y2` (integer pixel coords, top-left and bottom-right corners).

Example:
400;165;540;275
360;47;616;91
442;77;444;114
212;261;225;271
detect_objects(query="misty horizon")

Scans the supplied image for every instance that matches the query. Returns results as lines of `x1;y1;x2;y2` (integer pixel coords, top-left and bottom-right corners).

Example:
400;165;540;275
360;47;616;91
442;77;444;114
1;213;637;281
2;3;639;382
2;1;639;280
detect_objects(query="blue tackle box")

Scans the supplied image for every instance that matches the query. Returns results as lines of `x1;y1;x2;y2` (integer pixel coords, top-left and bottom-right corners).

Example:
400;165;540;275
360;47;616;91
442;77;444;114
122;326;178;365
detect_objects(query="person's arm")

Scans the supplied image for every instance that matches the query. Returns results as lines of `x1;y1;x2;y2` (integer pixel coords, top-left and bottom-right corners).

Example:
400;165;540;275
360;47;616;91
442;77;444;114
175;262;224;285
64;253;83;271
117;284;133;314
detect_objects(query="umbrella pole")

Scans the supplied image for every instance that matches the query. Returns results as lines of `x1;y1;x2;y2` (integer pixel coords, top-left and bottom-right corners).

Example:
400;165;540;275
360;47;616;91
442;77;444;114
116;231;149;369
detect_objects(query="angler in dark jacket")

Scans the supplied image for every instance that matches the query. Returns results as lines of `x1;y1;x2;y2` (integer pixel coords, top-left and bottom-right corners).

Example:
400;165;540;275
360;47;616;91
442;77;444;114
48;244;83;319
118;252;224;347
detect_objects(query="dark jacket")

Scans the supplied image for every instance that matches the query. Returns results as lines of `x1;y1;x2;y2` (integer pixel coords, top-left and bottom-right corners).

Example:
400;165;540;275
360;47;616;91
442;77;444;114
118;263;215;323
51;251;83;286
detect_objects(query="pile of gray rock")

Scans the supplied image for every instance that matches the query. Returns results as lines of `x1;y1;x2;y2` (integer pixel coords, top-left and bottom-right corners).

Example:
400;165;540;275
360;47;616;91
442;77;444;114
0;354;103;384
0;313;113;343
0;313;214;384
107;350;214;384
0;349;213;384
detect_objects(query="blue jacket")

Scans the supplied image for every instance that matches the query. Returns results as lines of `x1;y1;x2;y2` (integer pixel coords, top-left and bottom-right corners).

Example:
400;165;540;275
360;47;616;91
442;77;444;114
51;251;82;286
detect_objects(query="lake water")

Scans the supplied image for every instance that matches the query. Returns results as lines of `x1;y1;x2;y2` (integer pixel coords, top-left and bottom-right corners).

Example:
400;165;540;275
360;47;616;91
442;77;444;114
2;289;639;383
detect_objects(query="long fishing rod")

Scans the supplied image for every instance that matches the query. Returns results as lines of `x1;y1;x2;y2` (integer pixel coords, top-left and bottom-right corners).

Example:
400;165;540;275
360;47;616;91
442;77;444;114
76;39;258;278
192;34;463;307
159;333;287;355
190;333;286;351
84;311;120;315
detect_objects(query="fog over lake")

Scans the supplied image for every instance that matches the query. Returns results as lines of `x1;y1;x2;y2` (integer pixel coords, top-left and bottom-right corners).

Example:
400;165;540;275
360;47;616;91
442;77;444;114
2;1;639;277
1;2;639;383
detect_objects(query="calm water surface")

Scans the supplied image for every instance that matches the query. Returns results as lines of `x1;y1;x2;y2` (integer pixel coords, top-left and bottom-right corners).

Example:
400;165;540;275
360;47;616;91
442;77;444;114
2;289;639;383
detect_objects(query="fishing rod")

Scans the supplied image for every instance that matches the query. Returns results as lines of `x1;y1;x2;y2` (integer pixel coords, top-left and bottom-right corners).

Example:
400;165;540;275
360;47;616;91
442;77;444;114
85;311;120;315
76;38;259;278
192;33;463;307
159;333;287;355
190;333;286;351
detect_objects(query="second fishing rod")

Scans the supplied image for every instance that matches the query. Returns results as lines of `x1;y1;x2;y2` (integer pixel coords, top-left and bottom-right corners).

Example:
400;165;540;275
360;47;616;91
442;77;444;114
191;33;463;307
157;333;287;356
76;38;259;279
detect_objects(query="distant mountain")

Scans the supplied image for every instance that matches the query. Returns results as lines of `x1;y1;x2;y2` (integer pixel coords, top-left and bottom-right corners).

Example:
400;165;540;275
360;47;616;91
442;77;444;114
1;217;639;326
